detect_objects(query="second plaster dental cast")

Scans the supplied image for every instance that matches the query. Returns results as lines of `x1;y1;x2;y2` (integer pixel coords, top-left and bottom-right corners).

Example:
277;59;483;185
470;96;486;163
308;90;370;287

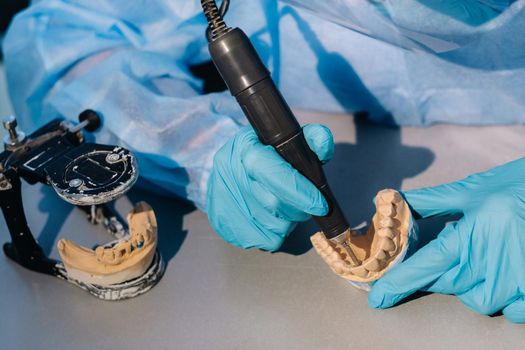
3;0;525;322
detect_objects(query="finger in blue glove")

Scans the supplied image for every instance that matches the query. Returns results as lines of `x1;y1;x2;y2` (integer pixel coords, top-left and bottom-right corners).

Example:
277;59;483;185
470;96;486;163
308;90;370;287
207;124;334;251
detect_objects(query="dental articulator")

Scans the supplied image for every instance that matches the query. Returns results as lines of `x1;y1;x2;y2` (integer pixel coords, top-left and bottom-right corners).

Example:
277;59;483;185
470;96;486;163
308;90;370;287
1;111;163;300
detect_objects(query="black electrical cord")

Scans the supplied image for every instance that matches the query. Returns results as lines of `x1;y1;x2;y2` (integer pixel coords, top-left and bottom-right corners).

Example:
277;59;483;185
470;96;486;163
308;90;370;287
202;0;231;42
218;0;230;18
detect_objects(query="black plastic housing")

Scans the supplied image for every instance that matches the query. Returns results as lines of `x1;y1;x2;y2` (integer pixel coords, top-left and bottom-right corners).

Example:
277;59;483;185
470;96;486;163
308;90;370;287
209;28;349;238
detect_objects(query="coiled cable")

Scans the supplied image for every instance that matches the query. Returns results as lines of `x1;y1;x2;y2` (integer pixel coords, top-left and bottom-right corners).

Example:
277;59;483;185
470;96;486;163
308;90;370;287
201;0;231;41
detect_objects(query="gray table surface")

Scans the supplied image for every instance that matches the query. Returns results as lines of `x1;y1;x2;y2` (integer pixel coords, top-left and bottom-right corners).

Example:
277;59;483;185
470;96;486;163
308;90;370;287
1;86;525;349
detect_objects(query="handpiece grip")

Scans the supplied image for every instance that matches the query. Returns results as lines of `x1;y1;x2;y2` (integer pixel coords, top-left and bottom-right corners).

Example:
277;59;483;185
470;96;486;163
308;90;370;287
209;28;349;239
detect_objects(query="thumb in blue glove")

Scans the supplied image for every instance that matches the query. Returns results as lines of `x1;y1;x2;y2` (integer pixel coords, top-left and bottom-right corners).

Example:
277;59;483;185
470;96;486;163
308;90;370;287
369;157;525;323
207;124;334;251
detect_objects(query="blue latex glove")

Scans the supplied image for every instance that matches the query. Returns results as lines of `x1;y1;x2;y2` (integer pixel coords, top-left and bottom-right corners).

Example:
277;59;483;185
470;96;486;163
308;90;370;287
207;124;334;251
369;157;525;323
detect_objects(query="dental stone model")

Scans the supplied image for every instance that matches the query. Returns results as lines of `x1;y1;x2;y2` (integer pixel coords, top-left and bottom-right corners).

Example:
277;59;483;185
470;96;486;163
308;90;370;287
1;112;164;300
56;202;162;299
311;189;418;290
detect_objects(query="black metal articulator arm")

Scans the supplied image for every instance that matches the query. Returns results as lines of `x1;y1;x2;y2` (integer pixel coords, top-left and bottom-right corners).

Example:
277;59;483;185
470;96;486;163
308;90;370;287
1;171;58;275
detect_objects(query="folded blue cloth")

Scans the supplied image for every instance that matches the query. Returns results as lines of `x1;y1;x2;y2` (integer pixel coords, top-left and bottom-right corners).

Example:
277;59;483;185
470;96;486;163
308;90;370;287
3;0;523;207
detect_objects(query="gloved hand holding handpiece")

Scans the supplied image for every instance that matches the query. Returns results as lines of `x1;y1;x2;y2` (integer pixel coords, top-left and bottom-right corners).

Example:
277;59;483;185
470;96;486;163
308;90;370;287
202;0;356;257
208;124;334;250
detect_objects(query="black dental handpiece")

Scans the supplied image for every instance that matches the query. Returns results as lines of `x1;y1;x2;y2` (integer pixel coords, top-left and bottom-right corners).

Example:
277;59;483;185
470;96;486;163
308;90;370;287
202;1;356;258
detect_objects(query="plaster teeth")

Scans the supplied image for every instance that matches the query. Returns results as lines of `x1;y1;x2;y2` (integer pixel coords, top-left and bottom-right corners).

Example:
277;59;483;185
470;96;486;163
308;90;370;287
311;233;331;255
327;248;341;264
311;188;411;285
377;204;396;217
142;231;150;244
56;202;158;287
379;217;396;228
122;242;132;256
113;249;124;262
392;193;403;204
103;248;114;260
317;237;330;250
375;249;388;260
363;258;380;272
378;189;402;204
379;237;396;252
377;228;395;239
333;261;348;275
324;244;336;256
95;246;104;261
352;265;369;278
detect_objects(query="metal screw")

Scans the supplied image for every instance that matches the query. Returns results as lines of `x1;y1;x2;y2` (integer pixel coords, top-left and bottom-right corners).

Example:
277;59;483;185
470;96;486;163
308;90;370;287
68;178;83;188
3;115;25;149
3;116;18;142
106;153;120;163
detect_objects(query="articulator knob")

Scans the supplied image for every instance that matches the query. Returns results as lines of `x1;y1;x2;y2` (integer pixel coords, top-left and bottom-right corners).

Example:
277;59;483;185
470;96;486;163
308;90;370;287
3;115;26;150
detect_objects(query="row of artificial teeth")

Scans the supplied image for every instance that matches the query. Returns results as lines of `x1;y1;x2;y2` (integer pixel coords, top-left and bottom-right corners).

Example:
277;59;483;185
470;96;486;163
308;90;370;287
352;191;402;277
95;229;152;265
326;190;401;279
309;189;405;280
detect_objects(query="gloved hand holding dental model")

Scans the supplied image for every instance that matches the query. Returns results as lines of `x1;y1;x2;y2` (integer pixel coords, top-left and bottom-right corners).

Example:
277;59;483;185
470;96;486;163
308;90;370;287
369;158;525;323
310;157;525;323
